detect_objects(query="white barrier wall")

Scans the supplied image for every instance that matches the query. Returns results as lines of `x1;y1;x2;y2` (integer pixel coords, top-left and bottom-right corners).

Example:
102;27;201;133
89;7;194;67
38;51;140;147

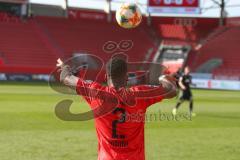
192;79;240;91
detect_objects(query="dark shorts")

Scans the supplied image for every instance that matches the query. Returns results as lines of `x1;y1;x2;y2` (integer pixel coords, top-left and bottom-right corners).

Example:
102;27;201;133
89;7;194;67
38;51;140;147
179;90;192;101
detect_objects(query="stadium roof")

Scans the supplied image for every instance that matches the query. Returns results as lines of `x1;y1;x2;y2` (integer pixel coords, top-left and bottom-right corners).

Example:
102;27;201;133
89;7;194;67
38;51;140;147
29;0;240;18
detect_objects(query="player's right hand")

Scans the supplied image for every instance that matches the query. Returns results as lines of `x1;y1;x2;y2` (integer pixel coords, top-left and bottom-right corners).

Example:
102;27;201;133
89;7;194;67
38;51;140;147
56;58;64;67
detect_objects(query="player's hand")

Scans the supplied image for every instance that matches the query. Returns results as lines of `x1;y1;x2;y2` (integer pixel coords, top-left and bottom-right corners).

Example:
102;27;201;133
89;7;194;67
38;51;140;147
160;67;177;84
181;86;186;90
159;75;178;92
159;75;176;84
159;75;178;99
56;58;64;68
56;58;73;83
164;75;177;83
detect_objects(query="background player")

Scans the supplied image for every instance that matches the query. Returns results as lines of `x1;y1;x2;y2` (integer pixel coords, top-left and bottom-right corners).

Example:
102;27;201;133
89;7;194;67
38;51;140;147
172;66;196;117
57;57;177;160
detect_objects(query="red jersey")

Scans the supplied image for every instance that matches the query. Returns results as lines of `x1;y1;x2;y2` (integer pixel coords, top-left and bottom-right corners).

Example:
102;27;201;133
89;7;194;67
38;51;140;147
76;79;164;160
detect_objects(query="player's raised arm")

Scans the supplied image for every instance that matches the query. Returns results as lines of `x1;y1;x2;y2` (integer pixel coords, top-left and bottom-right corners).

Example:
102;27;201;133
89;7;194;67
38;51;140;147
56;58;79;87
158;75;178;99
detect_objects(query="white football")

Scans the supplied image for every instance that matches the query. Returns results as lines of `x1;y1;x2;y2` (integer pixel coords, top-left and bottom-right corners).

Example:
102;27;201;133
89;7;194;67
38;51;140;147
116;3;142;29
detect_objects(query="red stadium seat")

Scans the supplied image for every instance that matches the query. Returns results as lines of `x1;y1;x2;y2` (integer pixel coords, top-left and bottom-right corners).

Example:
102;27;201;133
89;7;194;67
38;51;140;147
35;16;156;63
0;11;239;79
192;27;240;77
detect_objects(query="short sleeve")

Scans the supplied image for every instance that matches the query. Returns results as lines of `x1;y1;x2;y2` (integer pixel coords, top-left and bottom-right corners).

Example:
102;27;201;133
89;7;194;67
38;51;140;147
76;79;102;103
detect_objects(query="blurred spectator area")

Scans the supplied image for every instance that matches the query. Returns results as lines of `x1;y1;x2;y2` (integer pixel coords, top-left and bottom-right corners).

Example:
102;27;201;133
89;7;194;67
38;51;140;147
0;9;239;81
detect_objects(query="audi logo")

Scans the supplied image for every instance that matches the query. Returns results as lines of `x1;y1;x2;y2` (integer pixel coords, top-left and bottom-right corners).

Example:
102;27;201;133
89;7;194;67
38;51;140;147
174;18;198;26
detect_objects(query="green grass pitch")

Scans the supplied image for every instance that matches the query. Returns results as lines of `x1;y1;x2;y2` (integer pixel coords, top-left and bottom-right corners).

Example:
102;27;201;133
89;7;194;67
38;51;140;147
0;83;239;160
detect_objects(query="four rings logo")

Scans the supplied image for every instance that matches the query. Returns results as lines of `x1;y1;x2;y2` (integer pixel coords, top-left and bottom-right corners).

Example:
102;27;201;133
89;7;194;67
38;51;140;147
174;18;197;26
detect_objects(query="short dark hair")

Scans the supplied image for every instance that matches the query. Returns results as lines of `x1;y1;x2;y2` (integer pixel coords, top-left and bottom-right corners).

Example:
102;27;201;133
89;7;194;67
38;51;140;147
106;57;127;80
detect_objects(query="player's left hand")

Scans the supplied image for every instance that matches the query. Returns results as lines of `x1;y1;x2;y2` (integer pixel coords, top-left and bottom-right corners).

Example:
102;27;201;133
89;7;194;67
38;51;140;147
159;75;177;84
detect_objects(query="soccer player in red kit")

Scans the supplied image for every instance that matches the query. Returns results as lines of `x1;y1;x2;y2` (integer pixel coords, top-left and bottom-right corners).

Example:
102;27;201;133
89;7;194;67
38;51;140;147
57;57;177;160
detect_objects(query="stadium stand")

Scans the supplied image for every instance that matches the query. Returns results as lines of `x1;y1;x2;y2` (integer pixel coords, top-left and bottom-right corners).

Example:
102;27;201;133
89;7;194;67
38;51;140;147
0;9;239;80
151;17;218;43
0;11;20;23
0;15;57;73
0;10;158;74
0;57;3;65
150;17;220;72
35;16;156;63
192;27;240;79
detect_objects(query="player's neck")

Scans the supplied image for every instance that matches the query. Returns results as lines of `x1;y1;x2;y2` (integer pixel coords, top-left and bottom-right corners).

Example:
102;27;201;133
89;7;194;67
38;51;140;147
108;79;126;90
